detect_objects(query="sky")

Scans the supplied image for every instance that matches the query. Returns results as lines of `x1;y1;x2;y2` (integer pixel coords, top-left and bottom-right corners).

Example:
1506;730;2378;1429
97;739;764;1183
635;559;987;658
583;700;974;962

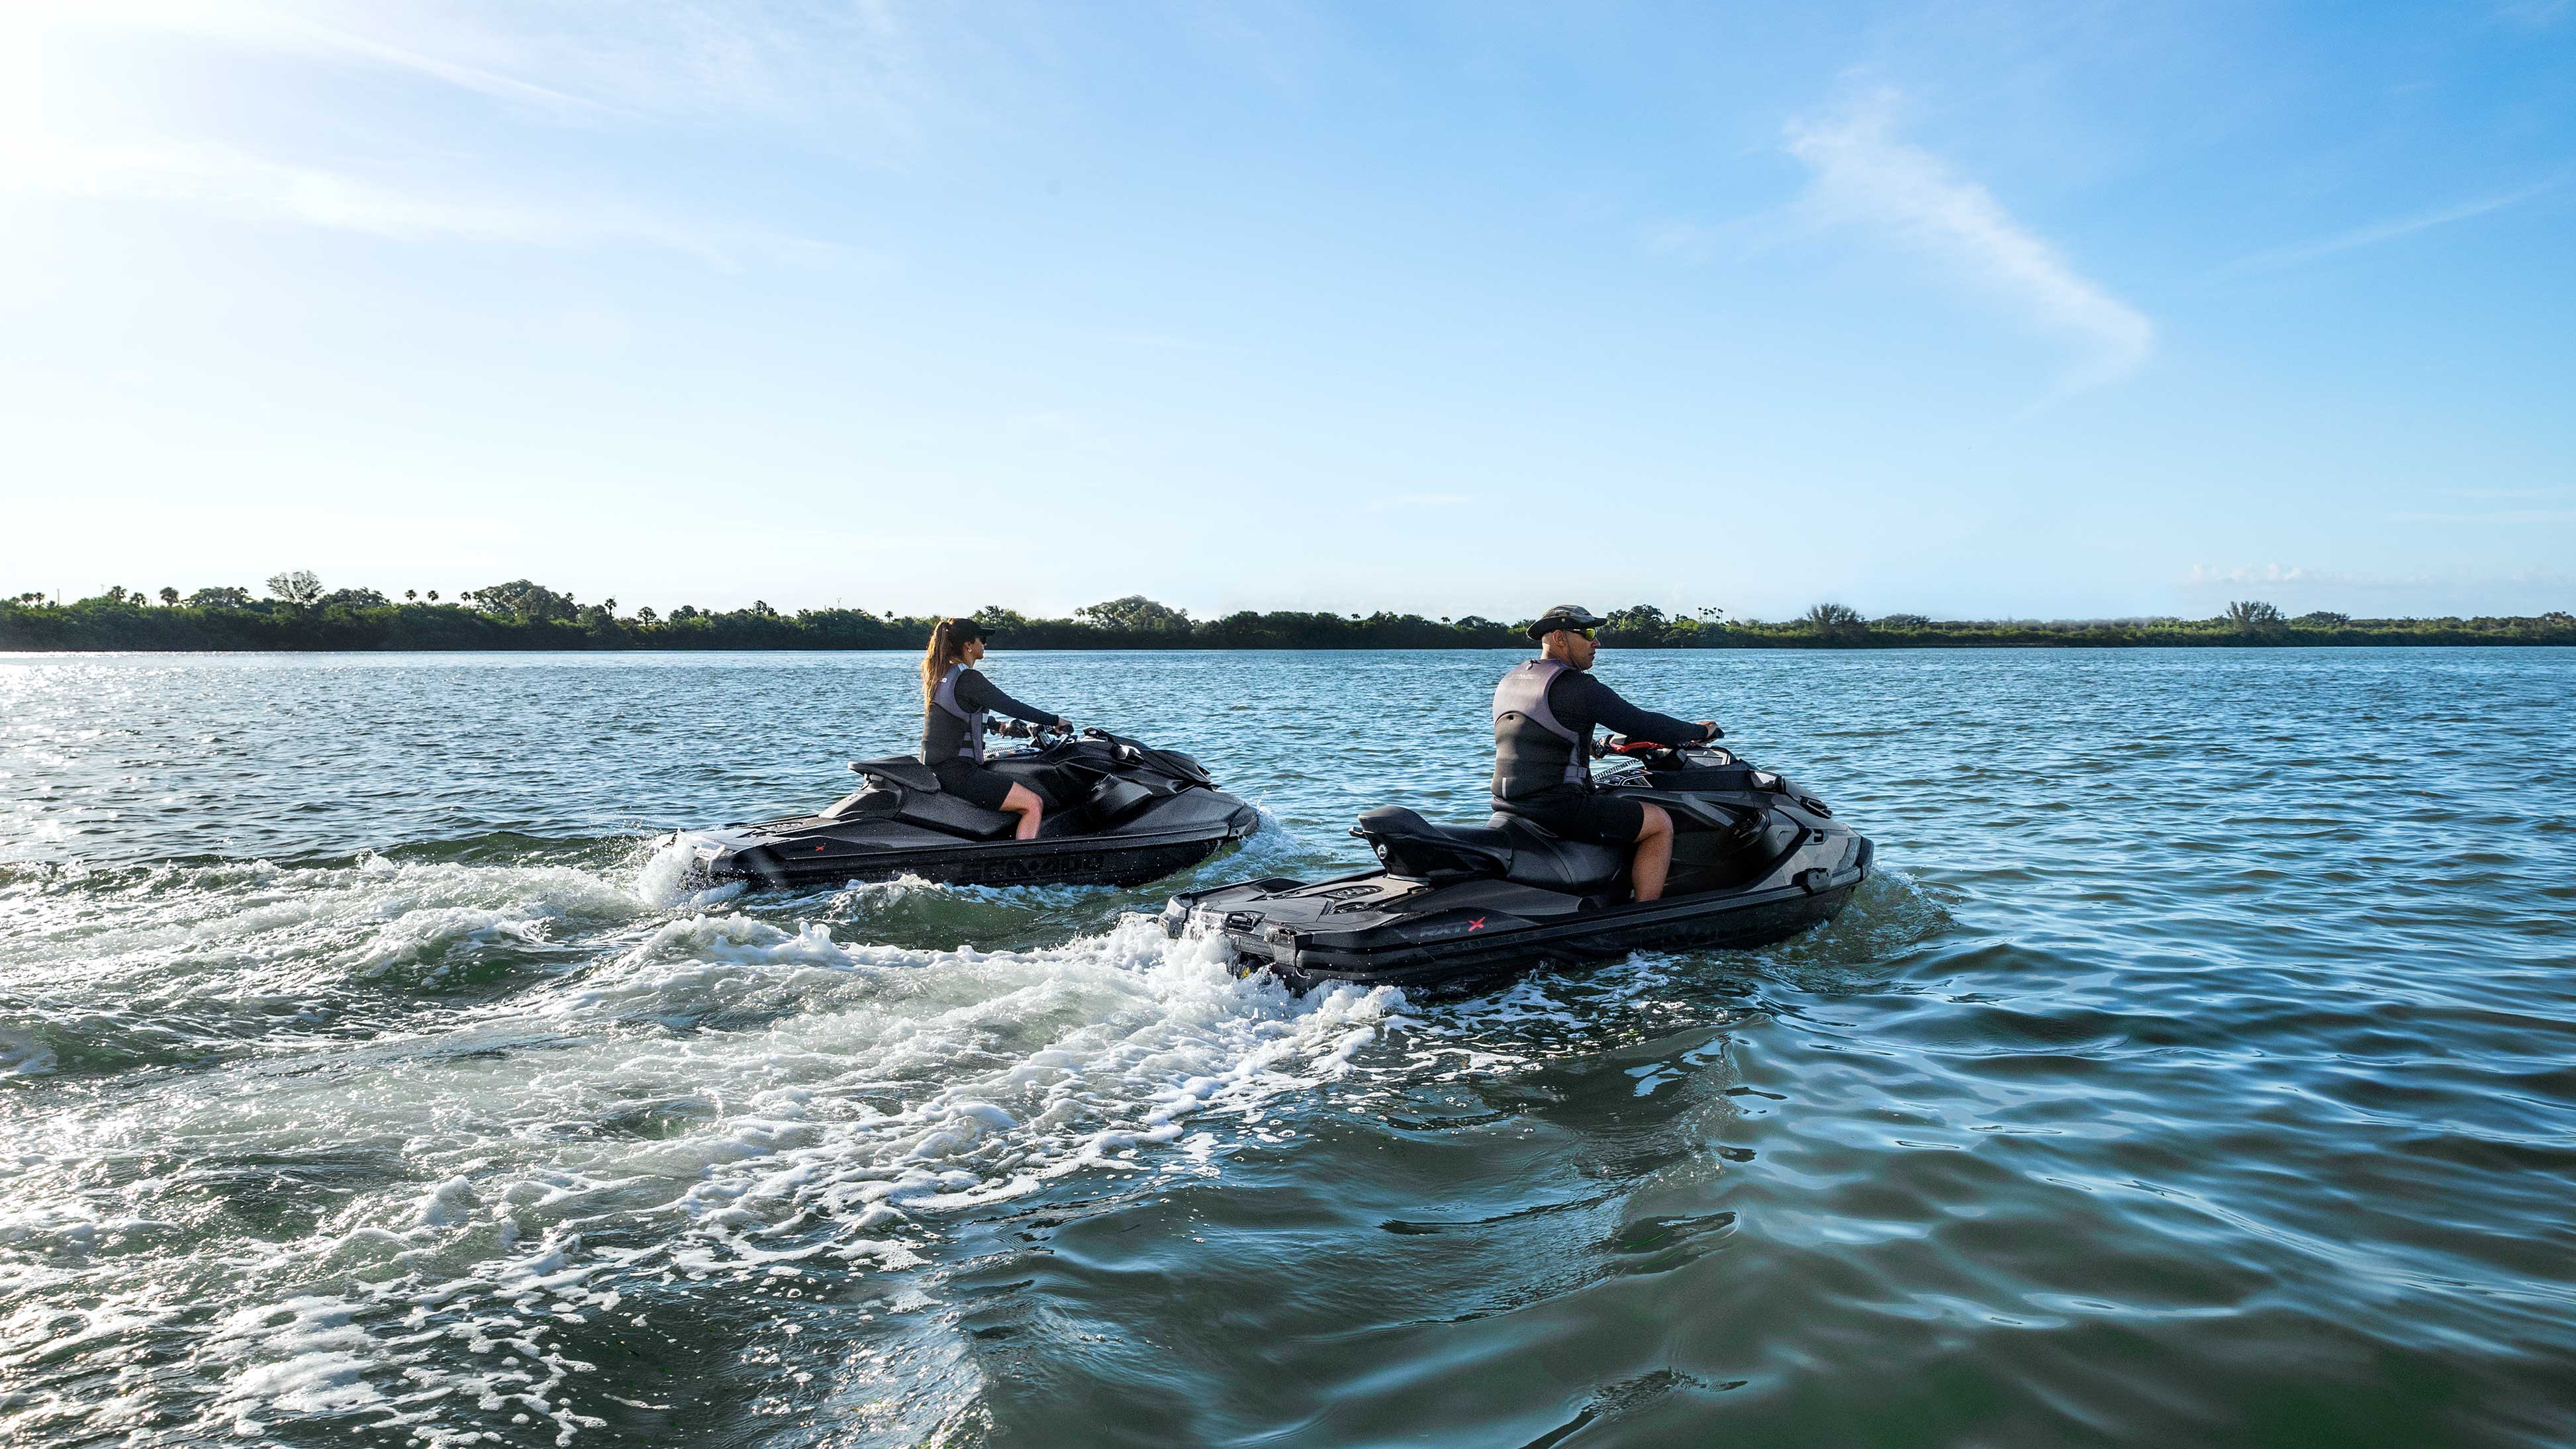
1;0;2571;622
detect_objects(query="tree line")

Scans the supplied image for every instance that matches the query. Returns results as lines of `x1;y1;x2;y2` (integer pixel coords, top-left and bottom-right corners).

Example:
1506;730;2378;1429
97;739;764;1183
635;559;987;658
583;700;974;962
2;580;2570;651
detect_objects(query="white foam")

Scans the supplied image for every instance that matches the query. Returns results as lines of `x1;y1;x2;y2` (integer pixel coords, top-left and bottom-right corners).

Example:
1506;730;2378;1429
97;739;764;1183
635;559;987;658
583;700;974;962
8;903;1409;1444
631;834;745;911
3;853;659;1007
0;772;1398;1427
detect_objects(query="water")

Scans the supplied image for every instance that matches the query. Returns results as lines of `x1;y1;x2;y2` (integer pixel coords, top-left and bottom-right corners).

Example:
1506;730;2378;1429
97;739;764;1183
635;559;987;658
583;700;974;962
3;648;2571;1447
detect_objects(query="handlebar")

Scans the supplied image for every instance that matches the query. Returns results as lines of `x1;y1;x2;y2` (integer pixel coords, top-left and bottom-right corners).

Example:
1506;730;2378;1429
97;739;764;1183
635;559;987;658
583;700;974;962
1594;727;1727;759
993;722;1129;757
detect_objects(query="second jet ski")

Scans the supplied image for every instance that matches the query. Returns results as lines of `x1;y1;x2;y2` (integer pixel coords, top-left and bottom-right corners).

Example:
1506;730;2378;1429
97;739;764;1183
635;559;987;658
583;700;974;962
1164;735;1869;992
679;724;1260;890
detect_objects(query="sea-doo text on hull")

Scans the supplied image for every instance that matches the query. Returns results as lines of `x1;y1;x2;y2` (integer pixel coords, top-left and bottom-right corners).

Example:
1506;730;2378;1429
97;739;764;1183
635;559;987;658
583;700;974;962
680;725;1260;890
1165;737;1868;992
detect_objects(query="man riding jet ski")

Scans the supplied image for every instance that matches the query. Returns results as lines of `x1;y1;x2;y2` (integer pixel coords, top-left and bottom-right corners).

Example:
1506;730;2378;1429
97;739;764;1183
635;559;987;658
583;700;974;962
1164;604;1870;991
1490;604;1721;902
678;721;1259;890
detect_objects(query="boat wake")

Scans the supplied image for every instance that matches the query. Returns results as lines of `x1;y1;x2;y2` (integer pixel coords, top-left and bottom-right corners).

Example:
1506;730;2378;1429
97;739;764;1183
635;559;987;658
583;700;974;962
0;837;1412;1445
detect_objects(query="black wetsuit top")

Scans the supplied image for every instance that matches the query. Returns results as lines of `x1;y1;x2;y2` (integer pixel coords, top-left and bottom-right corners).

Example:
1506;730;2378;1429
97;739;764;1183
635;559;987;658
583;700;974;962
1494;667;1711;809
1543;671;1711;755
952;669;1056;729
921;666;1060;767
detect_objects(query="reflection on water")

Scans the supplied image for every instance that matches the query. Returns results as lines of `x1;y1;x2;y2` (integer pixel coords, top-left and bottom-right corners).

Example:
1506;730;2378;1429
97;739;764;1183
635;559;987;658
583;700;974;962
3;648;2572;1446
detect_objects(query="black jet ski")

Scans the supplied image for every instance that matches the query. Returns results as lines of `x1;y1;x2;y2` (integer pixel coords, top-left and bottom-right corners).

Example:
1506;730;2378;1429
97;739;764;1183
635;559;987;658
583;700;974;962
1163;735;1869;992
679;724;1260;890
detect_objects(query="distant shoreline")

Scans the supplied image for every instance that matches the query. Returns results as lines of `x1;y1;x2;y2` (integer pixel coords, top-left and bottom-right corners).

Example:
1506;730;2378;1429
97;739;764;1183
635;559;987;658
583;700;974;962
9;637;2576;655
5;592;2570;652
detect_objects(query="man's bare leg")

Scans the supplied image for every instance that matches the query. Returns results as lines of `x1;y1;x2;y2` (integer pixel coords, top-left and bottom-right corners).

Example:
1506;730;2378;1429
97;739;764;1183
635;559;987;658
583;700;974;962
1631;802;1675;902
1002;782;1044;841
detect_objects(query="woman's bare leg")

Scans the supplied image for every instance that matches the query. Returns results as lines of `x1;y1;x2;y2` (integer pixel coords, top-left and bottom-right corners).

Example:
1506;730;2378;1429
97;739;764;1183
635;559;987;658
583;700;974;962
1002;782;1044;841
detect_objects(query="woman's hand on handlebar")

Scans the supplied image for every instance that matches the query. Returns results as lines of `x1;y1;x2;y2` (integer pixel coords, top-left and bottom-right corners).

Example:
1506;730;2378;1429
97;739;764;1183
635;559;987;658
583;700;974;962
1697;721;1722;741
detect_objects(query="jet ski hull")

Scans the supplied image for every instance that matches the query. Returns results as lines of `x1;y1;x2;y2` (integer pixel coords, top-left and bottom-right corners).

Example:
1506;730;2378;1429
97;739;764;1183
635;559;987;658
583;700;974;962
685;799;1259;890
1170;839;1866;992
677;731;1261;891
1163;746;1870;993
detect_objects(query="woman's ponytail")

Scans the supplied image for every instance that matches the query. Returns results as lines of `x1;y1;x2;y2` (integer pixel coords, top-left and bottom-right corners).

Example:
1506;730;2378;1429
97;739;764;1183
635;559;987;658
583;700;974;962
922;619;973;704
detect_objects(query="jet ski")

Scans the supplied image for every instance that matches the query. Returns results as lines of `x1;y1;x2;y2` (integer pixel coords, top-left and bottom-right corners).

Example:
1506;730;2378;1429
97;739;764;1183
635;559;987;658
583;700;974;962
1163;735;1870;992
678;724;1261;890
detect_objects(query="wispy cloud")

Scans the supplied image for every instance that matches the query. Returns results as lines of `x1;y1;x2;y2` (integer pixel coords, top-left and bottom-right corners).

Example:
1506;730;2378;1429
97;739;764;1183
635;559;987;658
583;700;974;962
1104;331;1215;353
2440;486;2567;500
2186;563;2315;587
2217;174;2569;275
0;136;835;268
255;12;601;113
0;1;892;267
2388;508;2576;524
2183;562;2576;603
1783;89;2154;392
1639;218;1729;263
41;0;931;130
2495;0;2572;29
19;0;600;113
1361;493;1474;512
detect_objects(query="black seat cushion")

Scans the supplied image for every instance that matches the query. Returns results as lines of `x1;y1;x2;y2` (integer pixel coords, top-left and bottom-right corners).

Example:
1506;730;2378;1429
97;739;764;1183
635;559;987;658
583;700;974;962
892;790;1017;840
1352;807;1514;881
849;756;1016;839
1488;815;1627;892
1351;807;1626;892
852;757;940;792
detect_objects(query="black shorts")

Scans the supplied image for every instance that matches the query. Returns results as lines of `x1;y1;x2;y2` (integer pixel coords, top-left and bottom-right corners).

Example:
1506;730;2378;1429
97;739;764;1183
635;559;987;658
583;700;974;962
1496;787;1645;847
932;759;1018;811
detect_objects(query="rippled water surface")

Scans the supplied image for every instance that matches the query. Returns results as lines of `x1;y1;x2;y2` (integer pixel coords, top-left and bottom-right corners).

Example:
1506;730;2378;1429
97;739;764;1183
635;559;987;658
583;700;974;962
3;648;2571;1446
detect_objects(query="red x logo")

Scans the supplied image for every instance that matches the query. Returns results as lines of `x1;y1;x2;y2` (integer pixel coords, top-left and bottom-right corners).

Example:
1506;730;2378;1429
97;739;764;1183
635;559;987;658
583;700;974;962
1467;916;1486;931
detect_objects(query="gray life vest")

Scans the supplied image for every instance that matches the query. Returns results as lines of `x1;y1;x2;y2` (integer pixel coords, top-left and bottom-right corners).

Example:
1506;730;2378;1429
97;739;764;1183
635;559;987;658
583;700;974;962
1492;658;1590;801
921;664;986;766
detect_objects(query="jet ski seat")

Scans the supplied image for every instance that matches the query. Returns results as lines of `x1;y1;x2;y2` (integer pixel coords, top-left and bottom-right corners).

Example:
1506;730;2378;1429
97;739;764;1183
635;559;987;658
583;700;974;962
1488;814;1631;892
844;757;1016;839
851;758;941;792
1352;807;1627;892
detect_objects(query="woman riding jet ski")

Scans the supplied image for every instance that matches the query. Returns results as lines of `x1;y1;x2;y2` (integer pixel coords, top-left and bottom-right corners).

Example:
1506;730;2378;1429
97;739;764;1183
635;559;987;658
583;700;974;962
1163;605;1870;991
677;618;1259;889
920;618;1072;840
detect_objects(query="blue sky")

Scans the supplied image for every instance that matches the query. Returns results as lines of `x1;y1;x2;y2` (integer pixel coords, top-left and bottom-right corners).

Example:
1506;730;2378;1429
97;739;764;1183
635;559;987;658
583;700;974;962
2;1;2570;621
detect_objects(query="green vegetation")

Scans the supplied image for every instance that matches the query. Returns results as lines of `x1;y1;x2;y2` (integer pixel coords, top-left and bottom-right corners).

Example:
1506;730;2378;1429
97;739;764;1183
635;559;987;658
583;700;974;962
2;580;2570;651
